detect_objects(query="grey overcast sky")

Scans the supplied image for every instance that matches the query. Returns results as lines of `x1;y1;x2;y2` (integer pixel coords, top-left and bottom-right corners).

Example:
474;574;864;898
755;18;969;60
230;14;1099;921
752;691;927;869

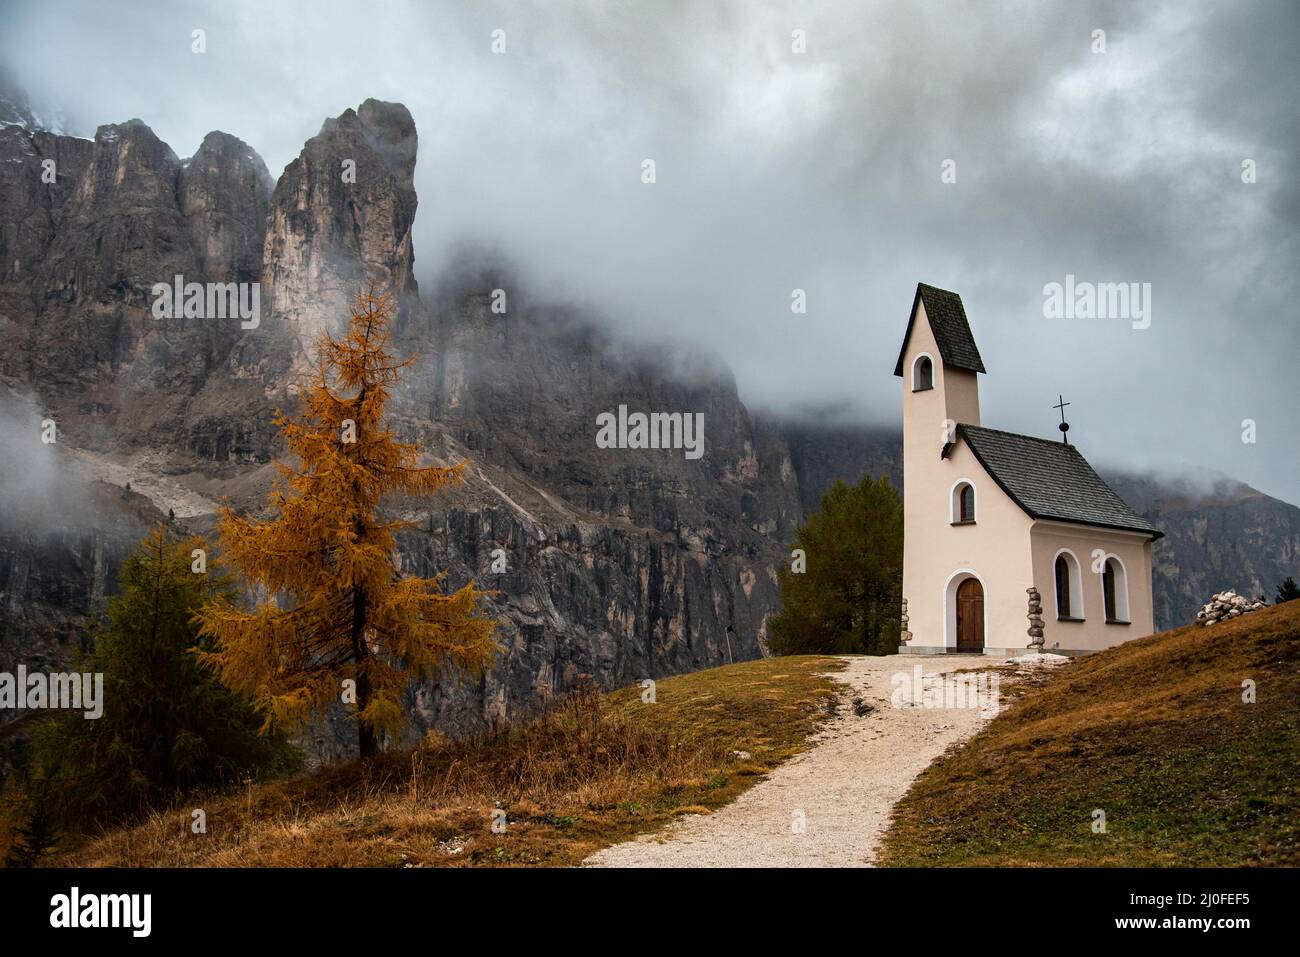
3;0;1297;503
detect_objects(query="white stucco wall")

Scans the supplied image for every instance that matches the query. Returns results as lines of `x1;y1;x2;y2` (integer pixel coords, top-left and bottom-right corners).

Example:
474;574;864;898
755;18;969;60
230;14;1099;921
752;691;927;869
1029;522;1155;651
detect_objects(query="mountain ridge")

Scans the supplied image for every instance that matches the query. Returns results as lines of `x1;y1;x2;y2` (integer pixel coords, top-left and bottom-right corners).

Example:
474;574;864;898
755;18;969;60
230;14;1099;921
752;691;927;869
0;97;797;755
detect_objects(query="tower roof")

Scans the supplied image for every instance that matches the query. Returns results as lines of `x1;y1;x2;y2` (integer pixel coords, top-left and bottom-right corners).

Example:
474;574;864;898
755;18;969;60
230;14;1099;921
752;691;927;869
892;283;986;377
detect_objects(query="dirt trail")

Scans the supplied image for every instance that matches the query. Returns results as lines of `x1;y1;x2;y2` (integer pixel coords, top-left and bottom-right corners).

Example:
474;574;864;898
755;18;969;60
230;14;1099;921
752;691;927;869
584;654;999;868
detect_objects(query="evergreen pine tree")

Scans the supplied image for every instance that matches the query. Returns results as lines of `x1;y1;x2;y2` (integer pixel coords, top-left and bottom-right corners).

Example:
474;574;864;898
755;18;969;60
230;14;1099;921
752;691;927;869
4;787;58;867
1276;576;1300;604
33;524;300;828
769;476;904;656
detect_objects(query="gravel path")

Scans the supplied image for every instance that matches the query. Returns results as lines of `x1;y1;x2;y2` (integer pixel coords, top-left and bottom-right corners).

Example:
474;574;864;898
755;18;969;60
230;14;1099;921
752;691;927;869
584;654;1000;868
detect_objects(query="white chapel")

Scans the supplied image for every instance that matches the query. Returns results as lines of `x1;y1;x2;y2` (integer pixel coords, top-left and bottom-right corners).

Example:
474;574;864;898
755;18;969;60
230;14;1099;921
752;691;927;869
894;283;1161;655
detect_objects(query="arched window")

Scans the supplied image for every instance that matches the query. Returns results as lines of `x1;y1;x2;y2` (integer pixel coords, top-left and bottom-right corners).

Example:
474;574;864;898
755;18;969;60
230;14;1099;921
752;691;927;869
912;354;934;391
951;481;976;523
1103;557;1130;623
1054;550;1084;620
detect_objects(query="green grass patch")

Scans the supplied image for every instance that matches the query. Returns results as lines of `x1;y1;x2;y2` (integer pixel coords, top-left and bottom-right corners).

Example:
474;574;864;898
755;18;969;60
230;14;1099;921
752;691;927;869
879;601;1300;866
46;655;844;867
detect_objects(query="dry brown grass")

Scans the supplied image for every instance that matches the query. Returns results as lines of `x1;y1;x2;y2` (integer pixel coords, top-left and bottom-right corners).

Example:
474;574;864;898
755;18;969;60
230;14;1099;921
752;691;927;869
50;655;844;867
879;600;1300;866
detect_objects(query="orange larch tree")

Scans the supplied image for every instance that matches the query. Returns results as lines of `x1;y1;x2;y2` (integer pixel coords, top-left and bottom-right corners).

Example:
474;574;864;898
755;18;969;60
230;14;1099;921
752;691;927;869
197;287;496;757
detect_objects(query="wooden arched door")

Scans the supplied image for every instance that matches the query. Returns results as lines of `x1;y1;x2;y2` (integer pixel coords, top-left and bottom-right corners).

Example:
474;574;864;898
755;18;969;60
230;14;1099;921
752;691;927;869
956;578;985;652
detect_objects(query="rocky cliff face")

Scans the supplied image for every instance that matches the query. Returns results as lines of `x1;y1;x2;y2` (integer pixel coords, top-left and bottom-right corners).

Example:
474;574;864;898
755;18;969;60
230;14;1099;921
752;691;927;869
36;120;192;308
180;131;274;282
0;126;93;298
0;103;294;466
371;285;801;741
262;99;420;346
0;96;799;751
781;420;902;514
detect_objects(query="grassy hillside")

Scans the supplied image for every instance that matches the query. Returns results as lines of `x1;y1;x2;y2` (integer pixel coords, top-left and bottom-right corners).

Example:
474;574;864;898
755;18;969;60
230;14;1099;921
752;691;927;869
879;600;1300;866
46;656;842;867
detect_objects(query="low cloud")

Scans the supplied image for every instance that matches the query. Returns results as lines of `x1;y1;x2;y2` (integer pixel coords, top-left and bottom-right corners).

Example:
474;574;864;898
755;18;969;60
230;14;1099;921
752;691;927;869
0;384;78;529
2;0;1296;503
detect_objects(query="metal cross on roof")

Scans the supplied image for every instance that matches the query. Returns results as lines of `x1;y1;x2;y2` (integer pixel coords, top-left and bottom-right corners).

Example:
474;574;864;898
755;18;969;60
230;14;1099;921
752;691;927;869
1054;394;1071;444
